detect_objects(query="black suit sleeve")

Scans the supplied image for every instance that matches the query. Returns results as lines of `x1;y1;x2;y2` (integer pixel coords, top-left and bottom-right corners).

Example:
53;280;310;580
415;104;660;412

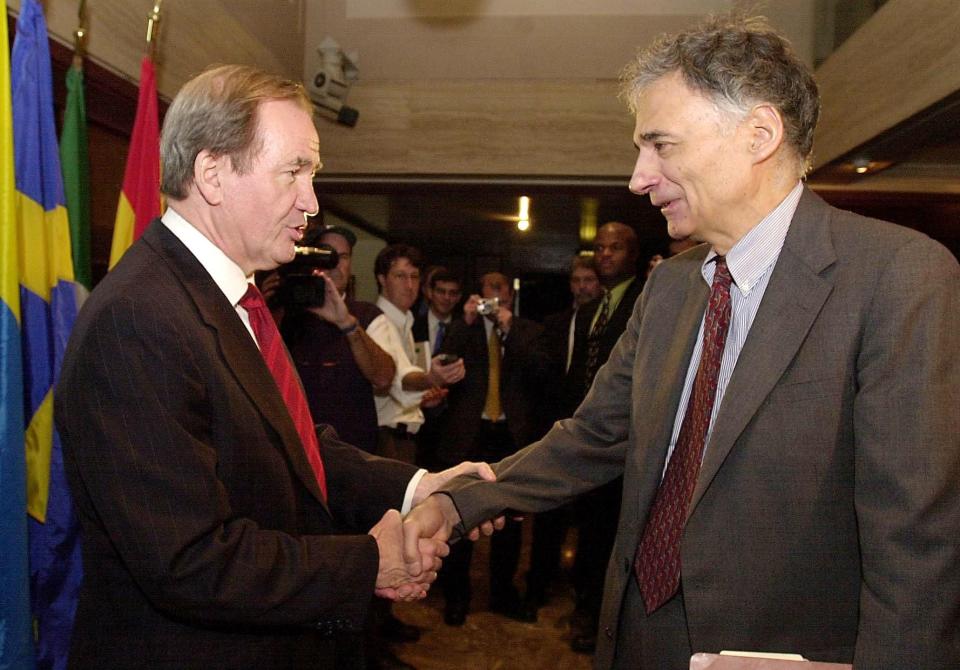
320;425;417;532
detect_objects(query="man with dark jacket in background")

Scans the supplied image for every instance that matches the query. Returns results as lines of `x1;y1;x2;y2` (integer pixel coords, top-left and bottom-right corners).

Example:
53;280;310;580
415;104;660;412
434;272;552;626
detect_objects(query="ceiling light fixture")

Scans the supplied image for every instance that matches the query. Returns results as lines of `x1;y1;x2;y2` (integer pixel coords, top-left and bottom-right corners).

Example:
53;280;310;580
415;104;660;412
852;157;871;174
579;197;598;245
517;196;531;232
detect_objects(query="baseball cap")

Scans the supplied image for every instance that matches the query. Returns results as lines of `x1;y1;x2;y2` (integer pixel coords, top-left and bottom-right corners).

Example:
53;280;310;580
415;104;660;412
304;224;357;248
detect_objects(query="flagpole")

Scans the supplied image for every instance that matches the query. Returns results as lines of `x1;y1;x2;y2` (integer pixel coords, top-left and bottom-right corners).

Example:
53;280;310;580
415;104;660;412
62;0;93;291
72;0;87;68
146;0;163;59
107;0;163;269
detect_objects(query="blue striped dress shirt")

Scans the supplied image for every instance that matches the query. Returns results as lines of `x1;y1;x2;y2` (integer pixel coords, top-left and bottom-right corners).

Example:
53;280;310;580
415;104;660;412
663;181;804;472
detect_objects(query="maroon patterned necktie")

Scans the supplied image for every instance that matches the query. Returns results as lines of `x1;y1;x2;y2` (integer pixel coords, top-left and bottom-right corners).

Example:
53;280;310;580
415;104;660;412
240;284;328;501
634;256;732;614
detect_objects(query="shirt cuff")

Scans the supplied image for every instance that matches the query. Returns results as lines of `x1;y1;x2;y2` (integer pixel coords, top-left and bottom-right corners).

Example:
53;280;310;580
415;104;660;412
401;468;428;515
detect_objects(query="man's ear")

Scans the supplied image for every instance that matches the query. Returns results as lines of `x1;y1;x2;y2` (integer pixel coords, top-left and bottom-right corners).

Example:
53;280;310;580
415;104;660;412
746;103;785;164
376;274;385;291
194;149;225;206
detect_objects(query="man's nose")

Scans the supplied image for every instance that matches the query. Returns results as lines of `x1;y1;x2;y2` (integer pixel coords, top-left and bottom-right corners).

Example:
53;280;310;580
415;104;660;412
628;149;659;195
298;177;319;214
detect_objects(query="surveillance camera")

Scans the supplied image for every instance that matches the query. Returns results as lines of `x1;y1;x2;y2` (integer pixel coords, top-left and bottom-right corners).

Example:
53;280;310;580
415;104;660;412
307;36;359;127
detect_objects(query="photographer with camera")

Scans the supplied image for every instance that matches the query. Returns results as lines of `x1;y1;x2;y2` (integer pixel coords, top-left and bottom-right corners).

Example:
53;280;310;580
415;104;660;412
433;272;553;625
269;224;395;456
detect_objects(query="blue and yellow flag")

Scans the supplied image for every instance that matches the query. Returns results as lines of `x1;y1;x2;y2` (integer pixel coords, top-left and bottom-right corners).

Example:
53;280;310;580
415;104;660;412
1;0;34;664
10;1;84;668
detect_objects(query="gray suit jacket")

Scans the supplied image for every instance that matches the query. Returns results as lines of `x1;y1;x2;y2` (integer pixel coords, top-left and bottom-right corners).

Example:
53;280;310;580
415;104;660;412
448;188;960;669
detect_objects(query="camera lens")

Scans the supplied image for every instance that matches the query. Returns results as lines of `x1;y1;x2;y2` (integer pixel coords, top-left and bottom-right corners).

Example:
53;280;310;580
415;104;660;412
277;244;339;309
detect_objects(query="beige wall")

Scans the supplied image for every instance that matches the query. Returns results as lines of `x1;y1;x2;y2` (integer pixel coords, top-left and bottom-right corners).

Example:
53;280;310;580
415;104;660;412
305;0;818;177
812;0;960;169
305;0;815;81
29;0;952;181
8;0;305;99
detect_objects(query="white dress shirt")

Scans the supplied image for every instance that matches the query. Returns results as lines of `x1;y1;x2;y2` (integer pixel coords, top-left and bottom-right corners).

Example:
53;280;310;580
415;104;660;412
369;296;426;432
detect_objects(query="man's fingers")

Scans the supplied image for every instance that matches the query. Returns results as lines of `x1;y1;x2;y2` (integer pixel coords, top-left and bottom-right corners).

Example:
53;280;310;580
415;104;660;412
416;537;447;574
402;518;424;577
425;536;450;559
375;587;399;601
464;516;503;541
447;460;495;481
473;462;496;482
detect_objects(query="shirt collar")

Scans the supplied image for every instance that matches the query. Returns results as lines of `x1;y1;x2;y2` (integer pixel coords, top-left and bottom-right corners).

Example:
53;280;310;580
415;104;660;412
703;181;803;293
606;276;635;303
428;310;450;330
161;207;251;306
377;295;413;331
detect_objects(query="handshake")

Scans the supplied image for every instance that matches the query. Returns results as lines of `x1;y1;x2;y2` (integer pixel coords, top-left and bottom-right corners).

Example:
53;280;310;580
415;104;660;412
367;461;502;601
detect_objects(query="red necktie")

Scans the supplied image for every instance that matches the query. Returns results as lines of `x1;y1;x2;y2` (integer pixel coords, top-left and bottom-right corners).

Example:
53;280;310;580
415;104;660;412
239;284;328;501
634;256;731;614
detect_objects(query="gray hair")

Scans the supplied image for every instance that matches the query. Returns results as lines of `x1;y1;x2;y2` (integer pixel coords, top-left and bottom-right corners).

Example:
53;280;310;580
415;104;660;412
619;13;820;172
160;64;312;199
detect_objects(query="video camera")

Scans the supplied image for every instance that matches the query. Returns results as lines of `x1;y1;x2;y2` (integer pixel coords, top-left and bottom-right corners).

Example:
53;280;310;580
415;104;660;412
276;244;339;309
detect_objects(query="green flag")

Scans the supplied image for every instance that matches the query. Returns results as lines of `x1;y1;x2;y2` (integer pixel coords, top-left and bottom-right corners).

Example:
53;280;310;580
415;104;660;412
60;61;92;290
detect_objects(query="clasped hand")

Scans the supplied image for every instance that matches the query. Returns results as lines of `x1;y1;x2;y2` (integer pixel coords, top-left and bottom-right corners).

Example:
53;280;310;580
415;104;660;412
368;461;503;601
368;508;446;601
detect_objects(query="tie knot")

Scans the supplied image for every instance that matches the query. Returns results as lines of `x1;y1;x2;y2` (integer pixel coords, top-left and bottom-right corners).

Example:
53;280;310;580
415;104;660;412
239;283;266;312
712;256;732;289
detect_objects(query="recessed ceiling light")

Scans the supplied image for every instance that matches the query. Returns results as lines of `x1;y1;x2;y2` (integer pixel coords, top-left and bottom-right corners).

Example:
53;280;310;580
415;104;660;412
853;157;871;174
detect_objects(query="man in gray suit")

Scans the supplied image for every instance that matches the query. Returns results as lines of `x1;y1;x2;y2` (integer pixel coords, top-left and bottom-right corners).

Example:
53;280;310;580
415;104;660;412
405;13;960;669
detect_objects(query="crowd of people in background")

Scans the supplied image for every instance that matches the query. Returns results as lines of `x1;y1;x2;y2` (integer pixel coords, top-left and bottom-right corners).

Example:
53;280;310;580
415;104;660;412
264;221;689;668
53;12;958;670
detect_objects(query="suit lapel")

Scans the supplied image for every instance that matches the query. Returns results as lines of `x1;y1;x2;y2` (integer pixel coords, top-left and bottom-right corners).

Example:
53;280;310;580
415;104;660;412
145;222;331;512
688;189;837;516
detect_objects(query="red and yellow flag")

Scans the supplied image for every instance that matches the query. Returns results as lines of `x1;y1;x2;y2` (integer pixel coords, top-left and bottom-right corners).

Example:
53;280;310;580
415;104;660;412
108;55;161;269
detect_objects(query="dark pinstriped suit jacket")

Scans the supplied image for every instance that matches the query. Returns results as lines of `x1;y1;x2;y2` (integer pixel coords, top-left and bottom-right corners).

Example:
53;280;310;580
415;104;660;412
448;189;960;669
55;220;416;669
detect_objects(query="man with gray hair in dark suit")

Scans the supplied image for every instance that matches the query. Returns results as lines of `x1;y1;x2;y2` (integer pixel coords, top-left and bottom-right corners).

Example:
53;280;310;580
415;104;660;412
406;13;960;669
